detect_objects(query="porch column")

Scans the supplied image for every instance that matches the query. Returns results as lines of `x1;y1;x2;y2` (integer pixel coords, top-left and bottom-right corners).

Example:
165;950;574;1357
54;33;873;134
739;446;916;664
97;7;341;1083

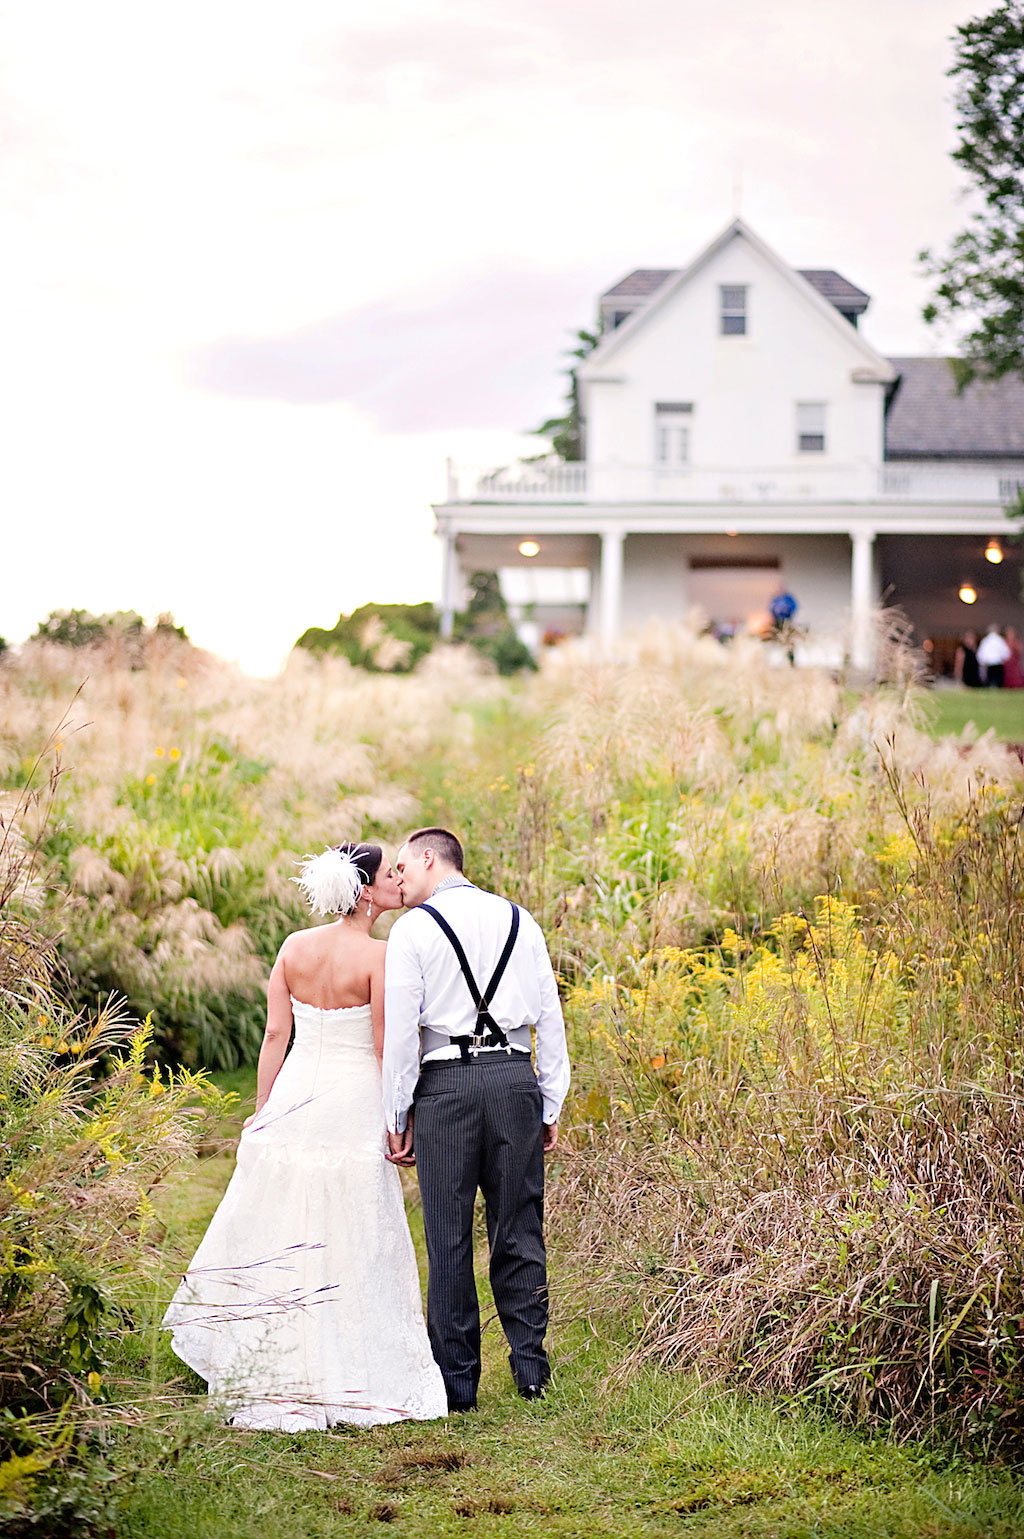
440;527;457;639
599;526;625;647
850;527;875;672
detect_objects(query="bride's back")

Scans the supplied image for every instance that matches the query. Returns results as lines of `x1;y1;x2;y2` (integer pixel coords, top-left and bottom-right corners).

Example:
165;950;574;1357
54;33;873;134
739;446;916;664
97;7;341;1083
280;922;380;1010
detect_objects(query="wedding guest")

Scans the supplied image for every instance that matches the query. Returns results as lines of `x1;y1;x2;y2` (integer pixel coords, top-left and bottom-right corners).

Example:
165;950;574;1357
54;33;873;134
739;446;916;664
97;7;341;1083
954;629;981;688
1004;626;1024;690
977;625;1011;688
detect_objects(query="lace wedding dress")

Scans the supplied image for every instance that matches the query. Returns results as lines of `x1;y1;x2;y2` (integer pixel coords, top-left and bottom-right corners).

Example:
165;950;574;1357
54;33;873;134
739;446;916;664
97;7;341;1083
163;999;447;1430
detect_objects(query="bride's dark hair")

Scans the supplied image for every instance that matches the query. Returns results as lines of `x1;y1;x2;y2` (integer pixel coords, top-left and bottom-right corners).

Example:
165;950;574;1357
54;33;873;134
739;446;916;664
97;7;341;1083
337;842;383;888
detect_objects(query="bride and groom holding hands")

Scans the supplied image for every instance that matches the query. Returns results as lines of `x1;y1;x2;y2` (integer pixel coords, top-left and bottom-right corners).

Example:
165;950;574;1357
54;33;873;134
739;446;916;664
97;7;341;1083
164;827;570;1430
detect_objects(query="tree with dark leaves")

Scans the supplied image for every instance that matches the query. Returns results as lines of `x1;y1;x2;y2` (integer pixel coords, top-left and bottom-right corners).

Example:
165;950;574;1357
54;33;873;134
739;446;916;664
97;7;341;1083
921;1;1024;388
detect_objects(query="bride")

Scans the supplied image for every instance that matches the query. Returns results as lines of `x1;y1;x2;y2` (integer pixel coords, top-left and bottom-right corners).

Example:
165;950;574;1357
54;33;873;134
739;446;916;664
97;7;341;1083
163;842;447;1430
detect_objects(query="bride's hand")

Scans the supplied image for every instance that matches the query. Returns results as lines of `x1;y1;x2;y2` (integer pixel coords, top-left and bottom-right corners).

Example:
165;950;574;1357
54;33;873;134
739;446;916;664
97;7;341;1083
387;1119;415;1166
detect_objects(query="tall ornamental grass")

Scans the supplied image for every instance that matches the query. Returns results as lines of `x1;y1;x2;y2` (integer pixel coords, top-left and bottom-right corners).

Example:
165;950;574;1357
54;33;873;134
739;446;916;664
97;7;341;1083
0;763;224;1533
541;678;1024;1449
0;635;501;1066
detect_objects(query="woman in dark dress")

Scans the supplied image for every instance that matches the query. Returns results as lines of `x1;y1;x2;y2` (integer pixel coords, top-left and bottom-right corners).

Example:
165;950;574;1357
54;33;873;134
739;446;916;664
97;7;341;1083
955;629;981;687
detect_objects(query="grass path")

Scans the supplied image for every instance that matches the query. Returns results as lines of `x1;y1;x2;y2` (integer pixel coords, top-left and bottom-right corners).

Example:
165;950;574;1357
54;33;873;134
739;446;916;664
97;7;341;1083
923;687;1024;742
116;1079;1024;1539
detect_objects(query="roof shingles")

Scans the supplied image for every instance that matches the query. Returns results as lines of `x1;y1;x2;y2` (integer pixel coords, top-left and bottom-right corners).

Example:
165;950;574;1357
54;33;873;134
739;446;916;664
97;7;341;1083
885;358;1024;459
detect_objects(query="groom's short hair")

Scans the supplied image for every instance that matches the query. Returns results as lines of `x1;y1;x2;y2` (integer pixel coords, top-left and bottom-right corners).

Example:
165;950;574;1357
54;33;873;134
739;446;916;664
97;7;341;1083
403;826;464;872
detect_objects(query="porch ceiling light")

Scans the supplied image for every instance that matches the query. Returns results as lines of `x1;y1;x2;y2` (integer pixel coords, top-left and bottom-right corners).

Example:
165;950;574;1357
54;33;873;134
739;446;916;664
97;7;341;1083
959;583;978;605
985;539;1004;565
518;540;540;557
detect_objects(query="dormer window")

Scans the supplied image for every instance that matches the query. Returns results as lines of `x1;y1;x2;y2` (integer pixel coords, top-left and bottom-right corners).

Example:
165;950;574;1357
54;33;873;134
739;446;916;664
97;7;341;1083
720;285;747;335
655;402;692;464
796;402;827;453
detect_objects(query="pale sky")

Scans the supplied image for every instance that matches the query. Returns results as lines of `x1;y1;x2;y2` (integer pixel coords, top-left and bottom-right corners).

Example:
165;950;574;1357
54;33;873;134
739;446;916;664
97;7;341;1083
0;0;983;673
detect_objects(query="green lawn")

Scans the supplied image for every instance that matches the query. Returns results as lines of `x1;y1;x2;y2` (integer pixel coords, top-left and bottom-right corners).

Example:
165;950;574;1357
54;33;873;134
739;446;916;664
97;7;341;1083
112;1076;1024;1539
923;687;1024;742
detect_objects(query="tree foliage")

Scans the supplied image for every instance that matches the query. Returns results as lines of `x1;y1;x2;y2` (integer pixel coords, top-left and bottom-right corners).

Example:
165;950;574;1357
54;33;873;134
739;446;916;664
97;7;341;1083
922;1;1024;387
532;327;601;460
453;571;536;675
295;602;439;673
32;610;188;649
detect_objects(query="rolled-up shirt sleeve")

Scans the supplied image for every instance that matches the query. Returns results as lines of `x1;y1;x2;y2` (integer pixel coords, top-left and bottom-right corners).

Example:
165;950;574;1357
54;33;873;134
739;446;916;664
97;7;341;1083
382;920;425;1133
529;919;571;1124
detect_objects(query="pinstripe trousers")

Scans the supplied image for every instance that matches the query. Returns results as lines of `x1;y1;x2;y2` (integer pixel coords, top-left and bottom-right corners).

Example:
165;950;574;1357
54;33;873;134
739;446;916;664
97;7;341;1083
412;1052;550;1407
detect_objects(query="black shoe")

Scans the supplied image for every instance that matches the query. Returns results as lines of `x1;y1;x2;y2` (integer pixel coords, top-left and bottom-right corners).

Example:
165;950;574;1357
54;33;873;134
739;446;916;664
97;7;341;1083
447;1399;477;1414
517;1383;546;1401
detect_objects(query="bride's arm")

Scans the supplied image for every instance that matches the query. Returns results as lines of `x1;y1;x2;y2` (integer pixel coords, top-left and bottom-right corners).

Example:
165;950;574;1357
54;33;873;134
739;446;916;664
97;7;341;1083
251;949;293;1118
370;944;386;1065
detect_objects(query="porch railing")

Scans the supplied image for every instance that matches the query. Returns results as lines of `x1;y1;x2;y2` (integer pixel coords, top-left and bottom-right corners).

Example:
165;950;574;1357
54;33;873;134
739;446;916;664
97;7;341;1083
444;459;1023;507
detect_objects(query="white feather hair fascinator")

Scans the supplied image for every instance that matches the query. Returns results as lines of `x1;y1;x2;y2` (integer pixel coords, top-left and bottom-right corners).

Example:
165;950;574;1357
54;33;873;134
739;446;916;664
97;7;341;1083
292;847;364;917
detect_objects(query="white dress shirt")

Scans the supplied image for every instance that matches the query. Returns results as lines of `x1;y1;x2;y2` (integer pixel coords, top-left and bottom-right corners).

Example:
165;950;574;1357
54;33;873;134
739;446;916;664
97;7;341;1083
382;884;570;1133
977;631;1011;668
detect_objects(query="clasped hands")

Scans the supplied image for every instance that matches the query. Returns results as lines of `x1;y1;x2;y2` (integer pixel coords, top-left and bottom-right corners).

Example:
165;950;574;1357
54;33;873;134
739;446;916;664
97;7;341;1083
386;1113;558;1166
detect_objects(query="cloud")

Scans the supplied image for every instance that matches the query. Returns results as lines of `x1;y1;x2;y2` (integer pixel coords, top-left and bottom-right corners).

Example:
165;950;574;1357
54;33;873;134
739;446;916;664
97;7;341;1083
191;267;595;431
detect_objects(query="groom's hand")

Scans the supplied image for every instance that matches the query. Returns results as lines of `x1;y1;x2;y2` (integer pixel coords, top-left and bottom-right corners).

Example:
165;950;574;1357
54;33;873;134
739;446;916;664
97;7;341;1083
387;1117;416;1166
543;1120;558;1153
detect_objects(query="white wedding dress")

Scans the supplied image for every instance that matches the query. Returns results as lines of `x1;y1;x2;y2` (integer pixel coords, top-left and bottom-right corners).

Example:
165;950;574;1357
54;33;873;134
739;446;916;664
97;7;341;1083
163;998;447;1430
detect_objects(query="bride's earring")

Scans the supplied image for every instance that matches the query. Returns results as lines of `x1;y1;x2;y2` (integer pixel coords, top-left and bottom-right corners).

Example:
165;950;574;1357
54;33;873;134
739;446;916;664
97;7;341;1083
365;895;373;920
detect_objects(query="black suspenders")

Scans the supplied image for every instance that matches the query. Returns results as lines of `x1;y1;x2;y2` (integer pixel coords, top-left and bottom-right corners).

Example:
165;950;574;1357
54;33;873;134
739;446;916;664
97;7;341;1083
419;900;520;1060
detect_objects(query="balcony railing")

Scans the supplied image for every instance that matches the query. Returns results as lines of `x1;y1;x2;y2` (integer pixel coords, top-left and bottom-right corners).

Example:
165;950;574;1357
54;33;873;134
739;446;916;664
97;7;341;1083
444;459;1024;507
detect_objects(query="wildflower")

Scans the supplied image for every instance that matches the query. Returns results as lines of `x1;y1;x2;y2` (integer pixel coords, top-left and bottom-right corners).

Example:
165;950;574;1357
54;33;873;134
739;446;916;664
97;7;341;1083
87;1371;102;1395
155;747;165;757
57;1040;69;1053
176;676;187;688
170;747;180;761
41;1034;53;1048
146;774;156;786
182;784;191;796
37;1013;46;1026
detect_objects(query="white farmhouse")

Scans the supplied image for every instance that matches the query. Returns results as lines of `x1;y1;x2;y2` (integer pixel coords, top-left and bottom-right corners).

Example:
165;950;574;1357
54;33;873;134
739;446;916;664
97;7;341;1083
434;218;1024;669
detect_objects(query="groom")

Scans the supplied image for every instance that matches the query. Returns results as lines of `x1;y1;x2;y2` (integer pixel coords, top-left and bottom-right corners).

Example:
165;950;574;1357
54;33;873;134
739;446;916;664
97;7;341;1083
382;827;570;1412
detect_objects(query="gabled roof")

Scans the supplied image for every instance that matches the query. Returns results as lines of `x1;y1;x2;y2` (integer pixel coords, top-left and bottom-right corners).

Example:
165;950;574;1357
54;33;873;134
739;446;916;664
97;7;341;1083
797;269;870;315
885;358;1024;459
602;269;678;300
580;219;895;381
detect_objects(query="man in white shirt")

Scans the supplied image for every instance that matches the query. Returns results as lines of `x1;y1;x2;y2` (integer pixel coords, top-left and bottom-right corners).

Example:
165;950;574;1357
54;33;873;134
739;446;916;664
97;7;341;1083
382;827;570;1412
977;625;1011;687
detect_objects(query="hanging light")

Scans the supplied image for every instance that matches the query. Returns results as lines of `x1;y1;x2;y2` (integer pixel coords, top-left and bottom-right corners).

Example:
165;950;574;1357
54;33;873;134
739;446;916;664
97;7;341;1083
518;540;540;558
959;583;978;604
985;539;1004;565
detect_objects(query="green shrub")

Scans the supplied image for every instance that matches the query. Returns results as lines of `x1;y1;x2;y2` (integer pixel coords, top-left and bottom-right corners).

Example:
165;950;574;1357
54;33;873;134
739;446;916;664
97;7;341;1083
296;602;439;672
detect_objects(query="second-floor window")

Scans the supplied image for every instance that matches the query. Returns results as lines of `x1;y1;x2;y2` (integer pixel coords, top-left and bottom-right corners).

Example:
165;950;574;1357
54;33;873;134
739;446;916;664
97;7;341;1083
796;402;827;453
655;402;692;464
720;285;747;335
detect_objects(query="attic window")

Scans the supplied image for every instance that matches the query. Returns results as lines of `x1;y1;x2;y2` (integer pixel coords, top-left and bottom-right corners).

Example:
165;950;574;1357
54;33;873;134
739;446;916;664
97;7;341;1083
796;402;827;453
720;285;747;336
611;310;632;328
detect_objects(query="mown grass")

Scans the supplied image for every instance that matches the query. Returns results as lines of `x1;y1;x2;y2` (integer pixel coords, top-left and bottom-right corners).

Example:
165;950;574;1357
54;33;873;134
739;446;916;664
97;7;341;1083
114;1076;1024;1539
923;687;1024;742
